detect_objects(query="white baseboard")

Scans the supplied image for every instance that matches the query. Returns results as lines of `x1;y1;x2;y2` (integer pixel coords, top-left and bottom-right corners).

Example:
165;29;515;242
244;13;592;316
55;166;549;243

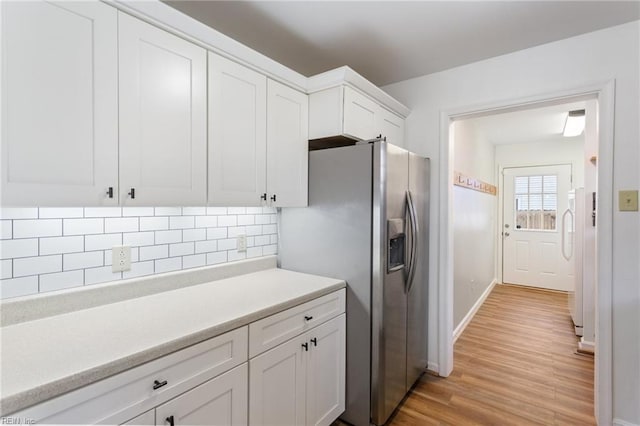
578;339;595;354
613;418;640;426
453;279;498;344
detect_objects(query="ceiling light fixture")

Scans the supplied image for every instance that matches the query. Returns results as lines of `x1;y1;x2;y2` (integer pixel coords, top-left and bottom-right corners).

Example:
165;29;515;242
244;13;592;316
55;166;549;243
563;109;586;137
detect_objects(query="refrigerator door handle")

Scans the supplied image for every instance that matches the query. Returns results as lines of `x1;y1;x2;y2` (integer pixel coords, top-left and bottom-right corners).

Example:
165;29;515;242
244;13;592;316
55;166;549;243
406;190;419;293
561;208;573;261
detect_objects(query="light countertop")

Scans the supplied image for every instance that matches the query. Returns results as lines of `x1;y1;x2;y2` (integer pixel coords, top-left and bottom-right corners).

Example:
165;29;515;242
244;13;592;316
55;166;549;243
0;267;345;415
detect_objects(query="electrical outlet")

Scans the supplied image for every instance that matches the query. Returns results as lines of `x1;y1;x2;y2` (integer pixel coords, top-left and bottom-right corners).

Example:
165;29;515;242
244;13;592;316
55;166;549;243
237;234;247;253
619;190;639;211
112;246;131;272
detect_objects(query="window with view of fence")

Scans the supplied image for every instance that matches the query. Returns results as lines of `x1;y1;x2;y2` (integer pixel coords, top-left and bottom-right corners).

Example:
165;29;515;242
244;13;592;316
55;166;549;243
514;175;558;231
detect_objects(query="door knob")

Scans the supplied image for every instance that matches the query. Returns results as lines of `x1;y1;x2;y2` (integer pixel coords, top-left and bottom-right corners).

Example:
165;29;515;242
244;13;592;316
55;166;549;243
504;232;510;237
504;224;510;228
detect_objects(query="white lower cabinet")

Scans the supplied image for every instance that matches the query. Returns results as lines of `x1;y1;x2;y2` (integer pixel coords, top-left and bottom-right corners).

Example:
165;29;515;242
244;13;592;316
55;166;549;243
155;364;248;426
249;314;346;426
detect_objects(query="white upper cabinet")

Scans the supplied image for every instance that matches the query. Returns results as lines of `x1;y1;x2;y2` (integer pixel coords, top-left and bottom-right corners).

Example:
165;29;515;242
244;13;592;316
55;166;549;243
209;53;267;206
118;12;207;206
1;1;119;206
308;86;405;147
377;107;405;148
267;80;309;207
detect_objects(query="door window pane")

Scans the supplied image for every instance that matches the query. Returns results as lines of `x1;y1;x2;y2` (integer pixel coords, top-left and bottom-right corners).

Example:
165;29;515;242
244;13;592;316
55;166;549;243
513;174;558;231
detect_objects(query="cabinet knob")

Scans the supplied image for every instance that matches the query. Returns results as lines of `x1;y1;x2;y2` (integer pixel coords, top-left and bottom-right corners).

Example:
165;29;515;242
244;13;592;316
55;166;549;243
302;342;309;352
166;415;175;426
128;188;136;199
310;337;317;347
304;315;313;321
270;194;277;202
106;187;114;199
153;379;168;390
260;193;267;201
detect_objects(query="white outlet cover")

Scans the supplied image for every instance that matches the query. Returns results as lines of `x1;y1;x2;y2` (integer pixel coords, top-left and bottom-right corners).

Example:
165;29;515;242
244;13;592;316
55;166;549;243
237;234;247;253
112;246;131;272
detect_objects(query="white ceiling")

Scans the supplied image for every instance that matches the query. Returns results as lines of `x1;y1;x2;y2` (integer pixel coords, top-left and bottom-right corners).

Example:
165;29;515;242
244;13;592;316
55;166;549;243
163;1;640;86
461;101;587;145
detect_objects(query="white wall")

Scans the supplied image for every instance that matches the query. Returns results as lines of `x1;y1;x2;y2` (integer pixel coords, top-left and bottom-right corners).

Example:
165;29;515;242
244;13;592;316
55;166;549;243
383;21;640;424
452;120;496;328
0;207;278;299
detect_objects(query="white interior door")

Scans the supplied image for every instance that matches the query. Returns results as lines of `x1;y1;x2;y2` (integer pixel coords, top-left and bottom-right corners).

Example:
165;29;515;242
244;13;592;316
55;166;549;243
502;165;572;291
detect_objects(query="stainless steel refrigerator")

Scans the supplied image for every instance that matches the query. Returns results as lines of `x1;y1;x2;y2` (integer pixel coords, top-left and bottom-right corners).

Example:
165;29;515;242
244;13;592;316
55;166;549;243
279;141;429;426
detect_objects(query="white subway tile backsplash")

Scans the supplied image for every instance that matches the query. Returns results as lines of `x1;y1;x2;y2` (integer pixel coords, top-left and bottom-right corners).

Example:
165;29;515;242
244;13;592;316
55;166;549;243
64;218;104;235
122;207;155;217
40;236;84;255
206;207;227;215
40;270;84;293
84;207;121;218
155;257;181;273
123;261;154;279
237;215;255;226
170;216;195;230
39;208;84;218
182;254;206;269
182;228;206;242
227;250;246;262
0;276;39;298
206;227;227;240
1;239;39;260
195;216;217;228
1;259;12;279
85;233;122;251
155;207;182;216
13;219;62;238
217;215;237;227
64;251;104;271
246;225;263;236
1;220;12;239
0;207;277;299
206;251;227;265
155;230;182;244
123;232;155;247
140;216;169;231
169;242;194;257
263;244;277;255
195;240;217;254
13;255;62;277
85;266;121;285
0;208;38;219
105;218;139;233
217;238;237;251
140;245;168;261
262;224;277;234
182;207;206;216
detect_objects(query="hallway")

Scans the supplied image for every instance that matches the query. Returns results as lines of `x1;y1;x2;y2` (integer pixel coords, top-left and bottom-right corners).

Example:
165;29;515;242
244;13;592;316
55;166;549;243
389;284;595;425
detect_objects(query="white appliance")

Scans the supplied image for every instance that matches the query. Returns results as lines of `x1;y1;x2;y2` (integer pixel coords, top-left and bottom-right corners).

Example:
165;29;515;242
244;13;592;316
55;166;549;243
563;188;584;336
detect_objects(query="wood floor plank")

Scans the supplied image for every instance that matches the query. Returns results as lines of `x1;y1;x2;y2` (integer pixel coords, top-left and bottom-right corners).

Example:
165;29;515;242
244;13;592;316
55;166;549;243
388;284;595;426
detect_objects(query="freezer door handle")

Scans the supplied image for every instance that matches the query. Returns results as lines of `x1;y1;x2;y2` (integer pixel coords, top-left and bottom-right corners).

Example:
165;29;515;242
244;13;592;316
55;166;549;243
405;190;419;293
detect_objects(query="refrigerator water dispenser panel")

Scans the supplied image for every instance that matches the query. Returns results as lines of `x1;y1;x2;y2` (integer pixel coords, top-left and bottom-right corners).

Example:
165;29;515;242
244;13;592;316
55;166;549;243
387;218;405;272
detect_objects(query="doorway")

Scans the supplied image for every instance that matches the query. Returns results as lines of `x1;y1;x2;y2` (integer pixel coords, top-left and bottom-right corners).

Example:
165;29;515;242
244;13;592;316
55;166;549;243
441;82;613;424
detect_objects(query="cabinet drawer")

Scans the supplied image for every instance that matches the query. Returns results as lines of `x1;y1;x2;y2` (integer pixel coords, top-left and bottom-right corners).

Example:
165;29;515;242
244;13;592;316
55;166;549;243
15;327;248;425
249;289;345;358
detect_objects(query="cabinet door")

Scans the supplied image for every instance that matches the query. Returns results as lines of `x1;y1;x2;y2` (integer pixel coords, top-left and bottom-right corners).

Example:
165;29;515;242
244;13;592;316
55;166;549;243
209;53;267;206
1;1;118;206
155;364;248;426
342;87;378;141
306;315;346;426
118;12;207;206
378;108;405;148
266;80;308;207
249;335;306;426
122;410;154;425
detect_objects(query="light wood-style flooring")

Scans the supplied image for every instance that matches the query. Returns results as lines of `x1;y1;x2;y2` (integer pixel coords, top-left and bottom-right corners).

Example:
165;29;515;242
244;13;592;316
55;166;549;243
388;283;595;426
